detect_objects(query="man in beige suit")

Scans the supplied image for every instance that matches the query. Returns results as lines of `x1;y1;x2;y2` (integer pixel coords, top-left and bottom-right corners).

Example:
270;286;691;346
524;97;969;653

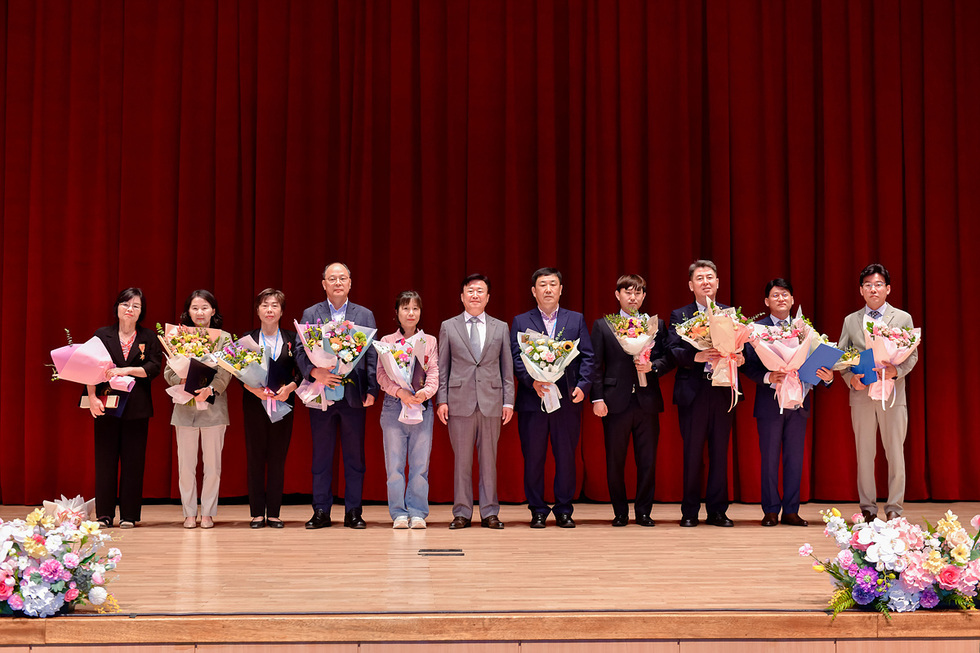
436;273;515;530
838;264;918;522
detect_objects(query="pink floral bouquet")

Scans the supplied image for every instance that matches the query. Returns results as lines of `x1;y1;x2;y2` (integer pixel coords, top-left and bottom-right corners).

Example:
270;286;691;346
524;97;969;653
864;322;922;407
749;317;812;412
373;332;429;424
678;303;757;410
604;312;659;387
49;330;133;391
1;497;121;617
799;508;980;617
156;323;223;408
294;319;376;402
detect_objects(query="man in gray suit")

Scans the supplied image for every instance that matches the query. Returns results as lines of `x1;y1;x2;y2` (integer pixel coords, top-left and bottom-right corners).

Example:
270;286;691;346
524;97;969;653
838;263;918;522
295;262;378;530
436;273;515;530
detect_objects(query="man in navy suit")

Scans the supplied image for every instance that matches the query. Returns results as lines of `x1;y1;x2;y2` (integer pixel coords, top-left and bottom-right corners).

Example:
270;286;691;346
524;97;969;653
591;274;674;527
295;262;378;530
742;278;833;527
511;267;595;528
667;259;743;527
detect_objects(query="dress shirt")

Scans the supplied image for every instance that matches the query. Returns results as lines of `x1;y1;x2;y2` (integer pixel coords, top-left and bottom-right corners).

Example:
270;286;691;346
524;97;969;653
539;307;559;337
865;303;890;322
464;312;487;350
329;300;349;322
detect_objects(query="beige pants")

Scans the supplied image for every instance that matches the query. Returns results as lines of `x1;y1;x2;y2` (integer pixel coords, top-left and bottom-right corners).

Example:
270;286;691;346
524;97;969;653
175;425;226;518
851;401;907;516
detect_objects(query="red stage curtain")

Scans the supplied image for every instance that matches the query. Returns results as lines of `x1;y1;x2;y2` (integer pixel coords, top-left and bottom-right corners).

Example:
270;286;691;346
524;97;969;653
2;0;976;507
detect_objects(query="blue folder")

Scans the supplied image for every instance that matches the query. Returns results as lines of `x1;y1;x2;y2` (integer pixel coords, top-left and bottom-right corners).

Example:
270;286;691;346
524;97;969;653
798;343;844;386
850;348;878;385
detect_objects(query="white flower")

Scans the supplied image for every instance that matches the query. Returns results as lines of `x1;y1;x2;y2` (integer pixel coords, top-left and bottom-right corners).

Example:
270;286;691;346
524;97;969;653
886;579;920;613
44;534;64;553
88;586;108;605
21;582;65;618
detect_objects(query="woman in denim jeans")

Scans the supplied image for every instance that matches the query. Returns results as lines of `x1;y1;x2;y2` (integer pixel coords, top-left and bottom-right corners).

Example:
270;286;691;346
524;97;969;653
376;291;439;529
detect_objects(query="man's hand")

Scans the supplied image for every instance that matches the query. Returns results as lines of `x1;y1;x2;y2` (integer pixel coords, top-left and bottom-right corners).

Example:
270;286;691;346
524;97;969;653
532;380;550;398
849;373;866;390
571;387;585;403
437;404;449;425
593;400;608;417
815;367;834;384
362;394;375;408
769;371;787;385
634;360;653;373
694;348;720;363
502;407;513;425
312;368;343;387
881;363;898;380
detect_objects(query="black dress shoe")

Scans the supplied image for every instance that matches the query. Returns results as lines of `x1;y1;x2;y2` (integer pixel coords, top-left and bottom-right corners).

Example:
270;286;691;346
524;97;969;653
344;510;366;529
250;518;266;529
555;513;576;528
530;513;548;528
635;514;656;527
861;510;876;523
761;512;779;527
266;518;285;529
885;511;900;522
449;516;471;529
679;516;699;527
781;513;809;527
706;512;734;527
305;509;331;529
481;515;505;529
611;514;629;527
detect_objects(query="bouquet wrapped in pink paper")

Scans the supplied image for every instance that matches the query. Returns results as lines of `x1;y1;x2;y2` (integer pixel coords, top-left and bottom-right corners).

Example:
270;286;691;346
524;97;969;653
49;330;134;392
749;317;812;412
864;321;922;407
686;303;757;410
604;313;659;387
294;319;377;402
516;330;581;413
373;332;429;424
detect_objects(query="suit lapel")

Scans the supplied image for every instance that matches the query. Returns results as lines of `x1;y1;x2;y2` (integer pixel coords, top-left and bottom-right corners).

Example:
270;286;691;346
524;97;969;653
528;309;547;335
554;308;570;340
453;314;478;363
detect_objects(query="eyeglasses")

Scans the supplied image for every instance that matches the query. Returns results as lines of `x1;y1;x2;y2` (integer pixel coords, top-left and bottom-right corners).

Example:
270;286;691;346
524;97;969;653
862;282;886;290
326;276;350;284
465;288;487;297
120;303;141;311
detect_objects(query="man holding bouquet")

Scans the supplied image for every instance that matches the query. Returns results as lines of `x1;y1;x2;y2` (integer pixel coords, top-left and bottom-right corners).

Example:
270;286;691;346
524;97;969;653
837;264;918;522
296;262;378;530
742;278;834;527
511;267;594;528
667;259;743;527
591;274;674;527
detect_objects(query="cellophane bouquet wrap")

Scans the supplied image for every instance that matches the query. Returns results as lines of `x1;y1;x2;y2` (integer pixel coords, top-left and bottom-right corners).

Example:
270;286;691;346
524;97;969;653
373;332;429;424
517;329;581;413
604;313;658;387
748;317;812;412
214;335;267;388
49;330;133;391
156;323;222;408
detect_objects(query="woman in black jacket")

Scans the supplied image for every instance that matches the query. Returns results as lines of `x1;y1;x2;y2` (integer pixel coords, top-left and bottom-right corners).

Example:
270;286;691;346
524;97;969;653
85;287;162;529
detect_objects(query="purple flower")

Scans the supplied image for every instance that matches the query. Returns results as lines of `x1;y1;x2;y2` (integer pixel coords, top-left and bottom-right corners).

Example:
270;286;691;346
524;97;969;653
852;583;877;606
919;588;940;609
855;568;878;589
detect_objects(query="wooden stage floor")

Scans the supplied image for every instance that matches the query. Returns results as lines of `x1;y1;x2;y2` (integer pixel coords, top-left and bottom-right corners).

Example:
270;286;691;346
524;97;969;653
2;501;979;649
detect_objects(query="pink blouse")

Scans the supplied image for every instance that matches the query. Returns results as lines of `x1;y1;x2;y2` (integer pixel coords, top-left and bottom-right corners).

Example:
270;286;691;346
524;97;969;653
375;329;439;400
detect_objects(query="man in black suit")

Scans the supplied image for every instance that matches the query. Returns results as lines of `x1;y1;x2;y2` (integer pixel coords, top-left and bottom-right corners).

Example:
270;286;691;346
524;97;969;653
742;278;833;527
591;274;674;527
667;259;742;527
295;262;378;530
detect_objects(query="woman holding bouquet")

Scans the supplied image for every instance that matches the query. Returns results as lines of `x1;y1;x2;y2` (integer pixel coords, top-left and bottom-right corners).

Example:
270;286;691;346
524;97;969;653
376;291;439;528
86;288;163;529
241;288;302;528
164;290;232;529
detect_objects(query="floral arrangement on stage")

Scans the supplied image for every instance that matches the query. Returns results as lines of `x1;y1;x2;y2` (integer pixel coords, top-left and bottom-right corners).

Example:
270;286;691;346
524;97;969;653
1;498;121;618
799;508;980;617
604;312;659;387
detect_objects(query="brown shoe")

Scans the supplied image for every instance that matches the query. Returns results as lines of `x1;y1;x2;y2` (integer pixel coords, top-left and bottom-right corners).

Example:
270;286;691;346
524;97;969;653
861;510;876;523
480;515;505;529
449;516;471;530
761;512;779;527
885;511;900;521
781;513;809;527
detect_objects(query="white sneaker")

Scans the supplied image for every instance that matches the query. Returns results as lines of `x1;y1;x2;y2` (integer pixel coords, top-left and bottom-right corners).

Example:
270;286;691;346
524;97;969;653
409;517;427;529
393;516;410;529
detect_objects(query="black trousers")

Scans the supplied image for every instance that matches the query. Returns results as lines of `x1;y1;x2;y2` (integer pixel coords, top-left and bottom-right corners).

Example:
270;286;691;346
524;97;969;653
243;397;294;518
94;416;149;522
602;395;659;517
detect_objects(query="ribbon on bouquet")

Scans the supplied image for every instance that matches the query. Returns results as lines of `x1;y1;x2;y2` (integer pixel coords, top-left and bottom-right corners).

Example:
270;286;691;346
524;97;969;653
634;347;653;388
772;368;804;414
539;383;562;413
707;352;742;412
868;374;898;409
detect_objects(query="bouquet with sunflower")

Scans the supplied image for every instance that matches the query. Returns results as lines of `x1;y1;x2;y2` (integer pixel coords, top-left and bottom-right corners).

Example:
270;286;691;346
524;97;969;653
516;329;580;413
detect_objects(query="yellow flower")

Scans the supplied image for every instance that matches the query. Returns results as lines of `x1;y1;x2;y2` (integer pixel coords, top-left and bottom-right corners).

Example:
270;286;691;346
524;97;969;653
80;520;102;535
951;544;971;564
23;539;47;558
812;564;825;572
831;508;841;518
923;550;946;575
936;510;962;538
25;508;45;526
561;341;574;352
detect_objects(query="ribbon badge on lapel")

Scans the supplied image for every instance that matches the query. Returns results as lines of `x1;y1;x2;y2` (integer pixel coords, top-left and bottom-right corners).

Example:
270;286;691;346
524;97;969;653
139;343;146;360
